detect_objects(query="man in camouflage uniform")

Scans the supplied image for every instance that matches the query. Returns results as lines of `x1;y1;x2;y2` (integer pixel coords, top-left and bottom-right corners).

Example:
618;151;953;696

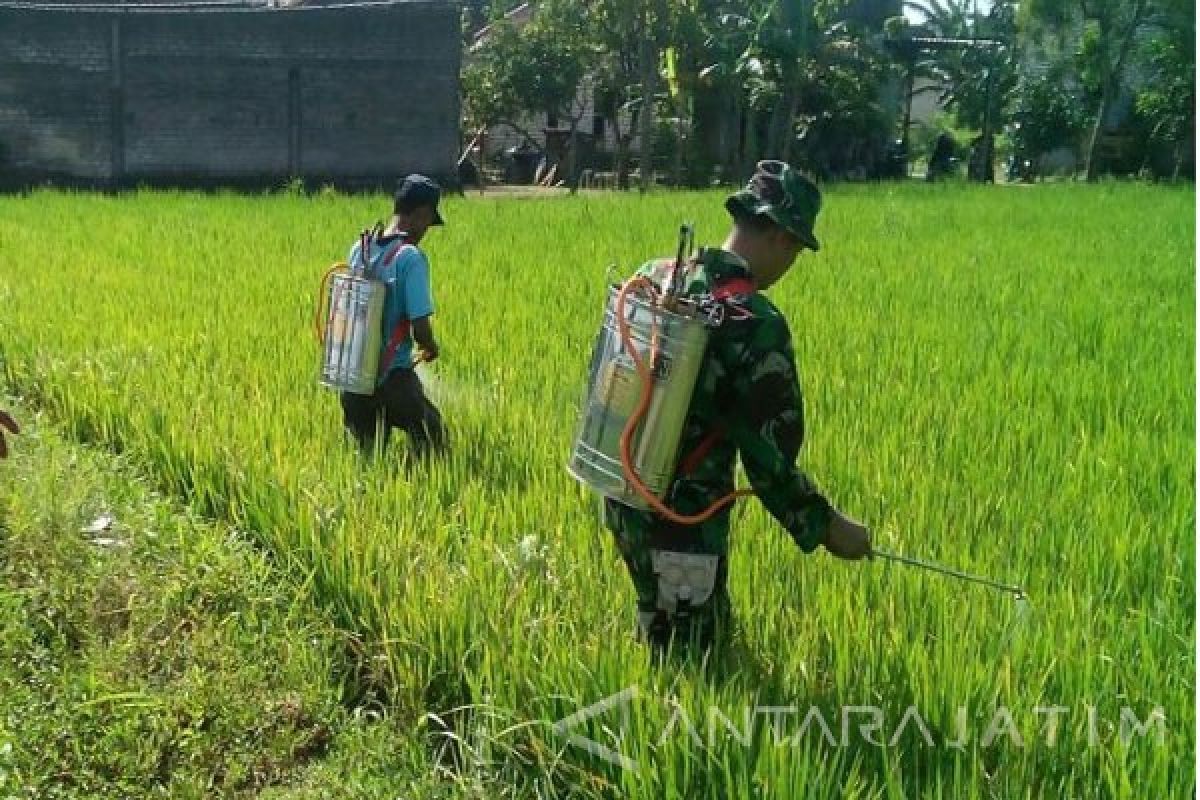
605;160;873;649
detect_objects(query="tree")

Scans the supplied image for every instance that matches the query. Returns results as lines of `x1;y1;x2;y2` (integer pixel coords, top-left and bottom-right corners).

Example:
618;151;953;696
663;0;713;186
700;0;896;175
701;0;815;165
524;0;591;190
585;0;675;191
955;2;1019;135
1025;0;1157;180
1134;0;1194;179
461;5;588;188
462;21;529;142
896;0;1018;133
757;0;815;161
695;2;766;176
1009;69;1089;175
793;14;899;179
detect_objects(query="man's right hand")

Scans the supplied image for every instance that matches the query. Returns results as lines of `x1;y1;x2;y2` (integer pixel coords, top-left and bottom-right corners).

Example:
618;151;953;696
417;342;439;364
411;316;438;364
823;509;872;560
0;410;19;459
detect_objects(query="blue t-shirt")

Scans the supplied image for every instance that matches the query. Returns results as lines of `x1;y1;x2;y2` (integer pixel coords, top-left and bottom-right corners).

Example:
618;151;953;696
347;235;434;379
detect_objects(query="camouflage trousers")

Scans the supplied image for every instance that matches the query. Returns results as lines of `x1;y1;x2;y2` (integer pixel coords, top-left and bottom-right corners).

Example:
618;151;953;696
604;498;734;649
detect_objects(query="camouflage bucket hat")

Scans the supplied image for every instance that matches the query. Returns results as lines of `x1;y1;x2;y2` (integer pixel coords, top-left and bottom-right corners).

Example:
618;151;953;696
725;159;822;251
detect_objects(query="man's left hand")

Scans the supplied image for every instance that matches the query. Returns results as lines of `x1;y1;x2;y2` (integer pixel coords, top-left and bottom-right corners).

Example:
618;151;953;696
823;509;872;560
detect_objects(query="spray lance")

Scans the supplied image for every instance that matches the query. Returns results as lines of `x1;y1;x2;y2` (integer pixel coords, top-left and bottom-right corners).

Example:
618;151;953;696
872;544;1034;652
872;546;1027;601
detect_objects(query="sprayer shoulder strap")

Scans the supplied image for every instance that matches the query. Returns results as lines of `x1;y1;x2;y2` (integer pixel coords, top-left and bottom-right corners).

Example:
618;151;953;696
711;276;756;300
676;276;758;477
378;236;417;376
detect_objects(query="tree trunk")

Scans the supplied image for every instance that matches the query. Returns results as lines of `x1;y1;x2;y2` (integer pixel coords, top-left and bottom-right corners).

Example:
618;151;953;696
779;88;800;163
1085;0;1149;182
672;124;685;186
765;82;799;160
1172;129;1191;181
615;134;630;189
670;97;688;187
637;36;658;192
479;130;488;194
723;90;741;181
607;93;630;189
742;108;759;177
1084;78;1116;182
567;118;581;194
901;60;915;153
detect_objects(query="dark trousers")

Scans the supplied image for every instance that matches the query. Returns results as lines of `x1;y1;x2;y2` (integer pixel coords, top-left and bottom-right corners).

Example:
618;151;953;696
340;368;445;458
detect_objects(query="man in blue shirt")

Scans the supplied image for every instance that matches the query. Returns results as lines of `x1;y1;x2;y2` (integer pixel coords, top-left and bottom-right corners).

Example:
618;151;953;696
340;175;446;458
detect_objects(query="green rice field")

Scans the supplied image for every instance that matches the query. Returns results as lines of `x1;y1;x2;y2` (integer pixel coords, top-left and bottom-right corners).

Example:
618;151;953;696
0;182;1193;797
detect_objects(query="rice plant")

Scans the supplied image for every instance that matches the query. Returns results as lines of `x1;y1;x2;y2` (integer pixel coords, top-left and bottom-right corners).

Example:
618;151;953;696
0;182;1192;797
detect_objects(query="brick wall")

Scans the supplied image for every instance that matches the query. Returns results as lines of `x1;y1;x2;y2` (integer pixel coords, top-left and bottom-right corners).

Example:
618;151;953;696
0;1;461;187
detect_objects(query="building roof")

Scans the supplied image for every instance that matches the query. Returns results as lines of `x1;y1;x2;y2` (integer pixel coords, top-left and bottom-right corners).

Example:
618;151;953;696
469;1;533;51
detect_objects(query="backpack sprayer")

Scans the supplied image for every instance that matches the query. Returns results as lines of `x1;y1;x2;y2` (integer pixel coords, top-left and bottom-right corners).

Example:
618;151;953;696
315;227;416;395
569;224;753;522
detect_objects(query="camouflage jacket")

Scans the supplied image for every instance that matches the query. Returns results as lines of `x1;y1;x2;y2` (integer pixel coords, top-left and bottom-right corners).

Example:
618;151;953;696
604;247;832;554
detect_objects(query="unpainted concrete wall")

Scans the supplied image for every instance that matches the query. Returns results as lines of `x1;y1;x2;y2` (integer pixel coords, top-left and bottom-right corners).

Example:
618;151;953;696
0;2;461;188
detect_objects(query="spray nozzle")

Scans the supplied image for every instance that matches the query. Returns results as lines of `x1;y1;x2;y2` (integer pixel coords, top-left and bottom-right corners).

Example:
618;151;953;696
664;222;696;304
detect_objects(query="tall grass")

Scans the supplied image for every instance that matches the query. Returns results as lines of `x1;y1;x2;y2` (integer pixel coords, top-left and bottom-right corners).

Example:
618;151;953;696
0;183;1193;797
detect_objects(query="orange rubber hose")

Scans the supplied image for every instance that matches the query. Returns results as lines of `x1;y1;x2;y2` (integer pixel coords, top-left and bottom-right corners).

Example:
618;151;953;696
315;262;347;343
614;277;753;525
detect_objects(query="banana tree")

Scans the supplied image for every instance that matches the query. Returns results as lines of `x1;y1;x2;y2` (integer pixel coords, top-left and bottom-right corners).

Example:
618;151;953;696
696;0;813;173
696;4;760;176
585;0;674;191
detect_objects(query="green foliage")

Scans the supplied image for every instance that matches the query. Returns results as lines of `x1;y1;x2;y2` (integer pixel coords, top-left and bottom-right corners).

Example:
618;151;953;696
462;6;588;135
462;21;525;132
522;0;591;121
1076;19;1110;94
0;409;443;798
700;0;816;111
1010;74;1089;157
1024;0;1162;177
910;110;970;160
1135;1;1195;149
458;0;1191;181
883;13;909;38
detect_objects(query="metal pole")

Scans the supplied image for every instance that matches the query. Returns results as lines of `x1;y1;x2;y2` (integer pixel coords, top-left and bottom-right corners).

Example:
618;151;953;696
109;16;125;188
874;548;1026;598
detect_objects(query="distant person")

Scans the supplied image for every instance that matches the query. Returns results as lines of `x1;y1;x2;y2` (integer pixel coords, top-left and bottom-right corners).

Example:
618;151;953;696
457;154;481;189
602;160;873;650
883;138;909;180
0;410;18;459
926;132;958;181
339;175;447;459
968;134;995;183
